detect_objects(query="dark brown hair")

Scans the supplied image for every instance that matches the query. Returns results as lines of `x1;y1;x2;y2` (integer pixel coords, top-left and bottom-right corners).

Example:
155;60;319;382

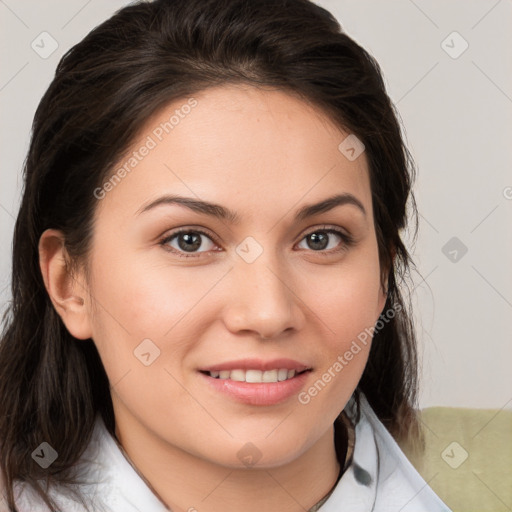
0;0;420;510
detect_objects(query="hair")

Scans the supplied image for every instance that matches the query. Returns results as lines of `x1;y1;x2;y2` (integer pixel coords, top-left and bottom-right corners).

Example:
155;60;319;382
0;0;422;510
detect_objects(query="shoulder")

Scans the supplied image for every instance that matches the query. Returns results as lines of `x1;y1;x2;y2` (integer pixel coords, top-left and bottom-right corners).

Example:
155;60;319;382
321;393;452;512
0;453;54;511
8;477;118;512
7;415;169;512
1;416;118;512
358;394;452;511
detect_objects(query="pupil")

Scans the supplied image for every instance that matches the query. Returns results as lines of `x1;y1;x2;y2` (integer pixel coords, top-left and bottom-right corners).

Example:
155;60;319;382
309;232;327;250
179;232;201;252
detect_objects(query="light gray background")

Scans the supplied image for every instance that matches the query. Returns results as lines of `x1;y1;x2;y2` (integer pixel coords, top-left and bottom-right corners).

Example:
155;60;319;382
1;0;511;410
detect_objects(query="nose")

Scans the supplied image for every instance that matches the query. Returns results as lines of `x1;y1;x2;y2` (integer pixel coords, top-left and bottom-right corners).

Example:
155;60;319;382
222;253;305;340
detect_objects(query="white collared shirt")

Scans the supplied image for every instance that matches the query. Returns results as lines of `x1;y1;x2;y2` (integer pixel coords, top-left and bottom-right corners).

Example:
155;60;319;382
321;394;451;511
11;393;452;512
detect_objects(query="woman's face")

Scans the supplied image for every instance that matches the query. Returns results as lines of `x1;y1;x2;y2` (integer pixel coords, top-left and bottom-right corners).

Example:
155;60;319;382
77;85;387;467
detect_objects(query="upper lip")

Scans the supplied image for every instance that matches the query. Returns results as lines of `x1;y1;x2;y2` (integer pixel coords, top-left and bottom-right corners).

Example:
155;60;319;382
199;358;311;373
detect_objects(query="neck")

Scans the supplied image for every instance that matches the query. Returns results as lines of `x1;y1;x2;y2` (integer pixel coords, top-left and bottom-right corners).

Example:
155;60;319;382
113;410;342;512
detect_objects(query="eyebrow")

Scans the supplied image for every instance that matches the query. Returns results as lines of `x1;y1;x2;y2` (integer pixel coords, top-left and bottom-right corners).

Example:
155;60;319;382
136;193;366;222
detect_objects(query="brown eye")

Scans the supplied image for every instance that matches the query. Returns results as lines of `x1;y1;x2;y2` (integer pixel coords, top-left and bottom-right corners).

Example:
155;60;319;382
160;229;218;258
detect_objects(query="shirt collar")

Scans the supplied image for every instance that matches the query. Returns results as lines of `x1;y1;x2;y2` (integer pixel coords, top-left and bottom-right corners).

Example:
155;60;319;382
319;393;379;511
85;392;449;512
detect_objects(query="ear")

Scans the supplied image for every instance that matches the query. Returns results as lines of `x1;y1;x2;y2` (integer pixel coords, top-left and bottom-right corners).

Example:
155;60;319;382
378;246;395;313
377;273;388;314
38;229;93;340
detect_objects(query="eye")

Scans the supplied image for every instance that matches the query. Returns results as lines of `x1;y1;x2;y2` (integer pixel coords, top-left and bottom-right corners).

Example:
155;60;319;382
296;226;354;254
159;225;354;259
159;229;219;258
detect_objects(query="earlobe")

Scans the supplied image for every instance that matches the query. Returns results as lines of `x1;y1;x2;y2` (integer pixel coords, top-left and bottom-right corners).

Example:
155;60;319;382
379;249;394;313
38;229;93;340
378;280;388;314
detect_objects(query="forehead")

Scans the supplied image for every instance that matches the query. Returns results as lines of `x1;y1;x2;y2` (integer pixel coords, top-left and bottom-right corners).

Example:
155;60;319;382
95;84;372;224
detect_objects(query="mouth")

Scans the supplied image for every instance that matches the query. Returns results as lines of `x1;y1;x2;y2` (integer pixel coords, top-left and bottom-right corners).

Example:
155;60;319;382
199;368;310;383
197;359;313;405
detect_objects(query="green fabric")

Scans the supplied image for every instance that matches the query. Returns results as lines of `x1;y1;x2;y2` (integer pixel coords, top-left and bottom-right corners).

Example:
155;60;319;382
399;406;512;512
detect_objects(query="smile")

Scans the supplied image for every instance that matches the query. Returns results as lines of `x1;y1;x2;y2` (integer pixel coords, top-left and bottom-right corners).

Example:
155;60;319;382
198;359;313;405
204;368;308;383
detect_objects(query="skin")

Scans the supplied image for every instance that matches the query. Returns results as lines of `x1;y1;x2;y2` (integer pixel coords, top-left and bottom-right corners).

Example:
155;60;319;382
39;84;388;512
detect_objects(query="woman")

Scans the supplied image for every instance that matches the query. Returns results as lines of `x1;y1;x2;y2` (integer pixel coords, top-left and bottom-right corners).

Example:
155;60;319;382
0;0;451;511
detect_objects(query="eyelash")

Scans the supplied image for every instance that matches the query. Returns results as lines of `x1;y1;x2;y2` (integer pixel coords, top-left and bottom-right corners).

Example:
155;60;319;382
158;225;355;259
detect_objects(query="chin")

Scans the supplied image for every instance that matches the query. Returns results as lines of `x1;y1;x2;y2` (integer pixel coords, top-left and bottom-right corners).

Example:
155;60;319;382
208;435;310;470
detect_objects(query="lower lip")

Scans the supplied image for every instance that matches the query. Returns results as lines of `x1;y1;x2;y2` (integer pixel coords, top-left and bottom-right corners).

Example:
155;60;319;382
199;371;311;406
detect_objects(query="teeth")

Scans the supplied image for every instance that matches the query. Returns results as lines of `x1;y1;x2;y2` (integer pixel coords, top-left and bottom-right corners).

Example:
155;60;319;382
208;368;302;383
277;369;289;381
230;369;246;382
246;370;263;383
262;369;277;382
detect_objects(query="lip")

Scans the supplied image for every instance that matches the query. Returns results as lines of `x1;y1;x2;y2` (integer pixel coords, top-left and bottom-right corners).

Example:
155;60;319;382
199;368;312;406
198;358;311;373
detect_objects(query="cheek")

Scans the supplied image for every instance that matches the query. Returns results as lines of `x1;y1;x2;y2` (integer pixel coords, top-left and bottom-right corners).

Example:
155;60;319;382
85;257;208;423
89;249;219;338
310;255;383;344
297;269;379;422
300;248;383;405
85;246;230;386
